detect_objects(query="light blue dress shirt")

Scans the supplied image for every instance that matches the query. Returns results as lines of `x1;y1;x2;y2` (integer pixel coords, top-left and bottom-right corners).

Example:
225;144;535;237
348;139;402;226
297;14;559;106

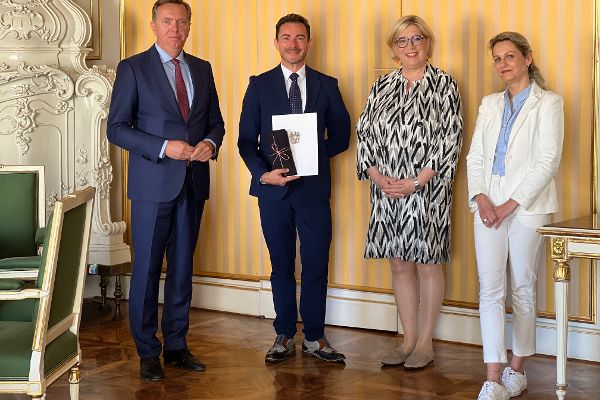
155;43;217;159
492;83;532;176
155;43;194;108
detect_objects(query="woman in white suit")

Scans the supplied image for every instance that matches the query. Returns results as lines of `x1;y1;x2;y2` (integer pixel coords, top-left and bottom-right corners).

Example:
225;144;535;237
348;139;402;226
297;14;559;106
466;32;563;400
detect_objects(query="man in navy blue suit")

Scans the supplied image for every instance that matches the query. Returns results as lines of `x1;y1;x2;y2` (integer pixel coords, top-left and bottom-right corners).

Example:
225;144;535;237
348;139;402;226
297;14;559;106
238;13;350;363
107;0;224;381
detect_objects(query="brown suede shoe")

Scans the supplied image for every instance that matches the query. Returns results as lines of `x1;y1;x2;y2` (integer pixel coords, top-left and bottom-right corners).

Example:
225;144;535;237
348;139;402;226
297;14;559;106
404;349;434;370
380;347;411;366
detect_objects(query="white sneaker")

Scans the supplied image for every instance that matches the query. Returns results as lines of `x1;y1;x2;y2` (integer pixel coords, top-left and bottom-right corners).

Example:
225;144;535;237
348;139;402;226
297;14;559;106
477;381;510;400
501;366;527;397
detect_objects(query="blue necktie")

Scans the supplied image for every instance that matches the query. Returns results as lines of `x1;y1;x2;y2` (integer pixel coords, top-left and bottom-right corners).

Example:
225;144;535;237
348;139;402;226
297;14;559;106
289;73;302;114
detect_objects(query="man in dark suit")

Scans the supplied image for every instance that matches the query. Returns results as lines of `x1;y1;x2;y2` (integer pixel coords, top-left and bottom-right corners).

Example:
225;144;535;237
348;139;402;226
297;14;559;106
107;0;224;381
238;13;350;363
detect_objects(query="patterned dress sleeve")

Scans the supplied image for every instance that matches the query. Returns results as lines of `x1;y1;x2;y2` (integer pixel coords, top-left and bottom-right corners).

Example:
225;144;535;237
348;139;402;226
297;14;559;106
356;79;380;180
425;73;463;182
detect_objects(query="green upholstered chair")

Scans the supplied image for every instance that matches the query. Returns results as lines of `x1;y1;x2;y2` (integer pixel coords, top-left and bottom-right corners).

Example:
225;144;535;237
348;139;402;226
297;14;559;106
0;186;95;399
0;165;46;279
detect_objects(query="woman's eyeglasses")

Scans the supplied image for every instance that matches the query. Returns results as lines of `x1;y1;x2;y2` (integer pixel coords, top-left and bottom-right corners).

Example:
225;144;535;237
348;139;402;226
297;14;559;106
394;35;427;48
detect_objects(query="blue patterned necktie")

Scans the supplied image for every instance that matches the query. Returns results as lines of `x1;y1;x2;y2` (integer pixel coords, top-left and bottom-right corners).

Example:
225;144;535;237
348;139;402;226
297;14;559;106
289;72;302;114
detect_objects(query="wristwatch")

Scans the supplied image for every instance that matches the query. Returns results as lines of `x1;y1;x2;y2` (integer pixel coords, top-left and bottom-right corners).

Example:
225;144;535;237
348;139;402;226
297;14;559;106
413;179;422;192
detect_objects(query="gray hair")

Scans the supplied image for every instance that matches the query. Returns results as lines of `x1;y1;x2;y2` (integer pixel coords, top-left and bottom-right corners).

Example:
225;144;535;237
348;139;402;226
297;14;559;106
151;0;192;22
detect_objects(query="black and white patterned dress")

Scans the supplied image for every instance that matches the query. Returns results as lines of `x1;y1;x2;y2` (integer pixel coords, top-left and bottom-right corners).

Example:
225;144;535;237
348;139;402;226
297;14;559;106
356;64;463;263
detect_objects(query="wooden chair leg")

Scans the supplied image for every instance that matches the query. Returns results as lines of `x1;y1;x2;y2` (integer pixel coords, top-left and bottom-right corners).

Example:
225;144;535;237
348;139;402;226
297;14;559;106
99;273;110;311
113;274;124;321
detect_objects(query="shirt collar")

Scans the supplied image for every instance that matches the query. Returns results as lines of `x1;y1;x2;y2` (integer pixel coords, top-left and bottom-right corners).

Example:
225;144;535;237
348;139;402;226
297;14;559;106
504;83;533;108
281;64;306;81
155;43;185;64
398;63;432;83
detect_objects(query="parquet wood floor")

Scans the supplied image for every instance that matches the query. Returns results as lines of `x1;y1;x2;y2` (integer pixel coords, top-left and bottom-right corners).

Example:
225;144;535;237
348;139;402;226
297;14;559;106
2;304;600;399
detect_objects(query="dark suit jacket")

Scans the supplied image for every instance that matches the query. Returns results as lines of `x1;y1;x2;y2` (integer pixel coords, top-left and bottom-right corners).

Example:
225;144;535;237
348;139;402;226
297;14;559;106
107;45;225;202
238;65;350;201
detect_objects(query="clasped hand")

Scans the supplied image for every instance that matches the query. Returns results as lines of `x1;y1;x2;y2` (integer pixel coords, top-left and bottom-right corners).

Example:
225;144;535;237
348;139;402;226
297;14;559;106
476;194;519;229
372;175;415;199
165;140;215;162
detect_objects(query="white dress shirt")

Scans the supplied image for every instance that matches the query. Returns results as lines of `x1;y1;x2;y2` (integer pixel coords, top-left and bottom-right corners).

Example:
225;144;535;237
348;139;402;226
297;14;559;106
280;64;307;112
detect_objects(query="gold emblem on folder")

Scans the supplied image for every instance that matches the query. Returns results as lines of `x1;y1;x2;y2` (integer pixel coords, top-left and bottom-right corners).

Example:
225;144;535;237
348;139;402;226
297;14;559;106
289;131;301;144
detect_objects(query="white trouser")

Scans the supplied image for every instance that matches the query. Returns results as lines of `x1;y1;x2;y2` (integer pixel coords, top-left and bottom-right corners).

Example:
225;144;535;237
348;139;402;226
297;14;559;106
474;175;547;363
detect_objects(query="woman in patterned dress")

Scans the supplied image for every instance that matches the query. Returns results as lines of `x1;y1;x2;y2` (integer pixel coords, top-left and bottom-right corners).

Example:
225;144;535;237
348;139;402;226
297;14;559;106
467;33;563;400
356;15;463;369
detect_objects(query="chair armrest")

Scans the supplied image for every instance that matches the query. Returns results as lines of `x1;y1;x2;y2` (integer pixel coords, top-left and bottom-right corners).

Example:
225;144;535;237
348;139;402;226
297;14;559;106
0;278;24;291
35;227;47;246
0;287;47;300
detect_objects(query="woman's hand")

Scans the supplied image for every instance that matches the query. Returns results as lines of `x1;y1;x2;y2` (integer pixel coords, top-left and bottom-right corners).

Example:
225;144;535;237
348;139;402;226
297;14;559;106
475;194;498;228
387;178;418;198
367;167;405;199
493;199;519;228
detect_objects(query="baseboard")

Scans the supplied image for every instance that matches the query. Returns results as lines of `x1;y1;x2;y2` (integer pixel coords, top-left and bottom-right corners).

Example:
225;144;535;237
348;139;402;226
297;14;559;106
83;274;600;362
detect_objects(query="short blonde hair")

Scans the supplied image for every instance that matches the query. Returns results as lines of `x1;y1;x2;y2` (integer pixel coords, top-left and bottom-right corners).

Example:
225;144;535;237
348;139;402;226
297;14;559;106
387;15;435;59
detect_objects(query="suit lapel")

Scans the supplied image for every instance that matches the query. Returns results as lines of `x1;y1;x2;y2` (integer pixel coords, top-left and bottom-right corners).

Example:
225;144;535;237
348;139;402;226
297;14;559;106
149;46;181;119
485;95;505;155
187;54;202;117
304;66;321;113
507;84;541;151
266;66;292;115
270;65;322;114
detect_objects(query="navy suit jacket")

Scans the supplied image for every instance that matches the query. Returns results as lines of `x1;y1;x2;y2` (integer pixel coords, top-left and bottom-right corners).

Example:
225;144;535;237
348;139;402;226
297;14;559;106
238;65;350;201
107;46;225;202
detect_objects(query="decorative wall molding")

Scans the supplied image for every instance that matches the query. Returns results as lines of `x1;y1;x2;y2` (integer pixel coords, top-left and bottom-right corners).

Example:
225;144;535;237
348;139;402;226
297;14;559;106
0;0;129;266
0;0;62;42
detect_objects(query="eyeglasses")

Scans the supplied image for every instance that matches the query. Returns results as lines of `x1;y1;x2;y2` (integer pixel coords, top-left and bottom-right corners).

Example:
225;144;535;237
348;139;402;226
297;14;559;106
393;35;427;48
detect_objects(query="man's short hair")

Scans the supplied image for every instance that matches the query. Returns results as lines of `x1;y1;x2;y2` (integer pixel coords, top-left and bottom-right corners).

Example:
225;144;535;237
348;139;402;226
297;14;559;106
152;0;192;21
275;13;310;39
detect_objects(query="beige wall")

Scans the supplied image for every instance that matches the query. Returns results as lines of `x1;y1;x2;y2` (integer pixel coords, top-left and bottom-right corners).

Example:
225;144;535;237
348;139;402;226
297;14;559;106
118;0;596;319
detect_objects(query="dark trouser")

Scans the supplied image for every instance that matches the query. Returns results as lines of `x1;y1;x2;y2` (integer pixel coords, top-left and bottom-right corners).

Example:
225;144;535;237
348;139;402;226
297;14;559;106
258;195;332;341
129;170;204;358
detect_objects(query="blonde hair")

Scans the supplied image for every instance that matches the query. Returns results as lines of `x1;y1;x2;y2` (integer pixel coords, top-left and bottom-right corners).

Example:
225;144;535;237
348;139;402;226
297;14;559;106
387;15;435;59
489;31;546;90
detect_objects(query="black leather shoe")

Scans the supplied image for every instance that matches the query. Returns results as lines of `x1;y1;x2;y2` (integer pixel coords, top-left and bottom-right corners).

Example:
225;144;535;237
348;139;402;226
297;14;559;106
163;348;206;371
140;356;164;381
265;335;296;363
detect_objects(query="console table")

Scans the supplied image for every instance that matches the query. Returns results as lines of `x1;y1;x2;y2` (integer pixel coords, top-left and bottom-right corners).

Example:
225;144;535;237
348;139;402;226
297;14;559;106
88;262;131;321
538;215;600;400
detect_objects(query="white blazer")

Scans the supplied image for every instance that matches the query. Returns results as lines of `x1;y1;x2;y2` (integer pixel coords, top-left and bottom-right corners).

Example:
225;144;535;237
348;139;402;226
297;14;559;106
466;82;564;215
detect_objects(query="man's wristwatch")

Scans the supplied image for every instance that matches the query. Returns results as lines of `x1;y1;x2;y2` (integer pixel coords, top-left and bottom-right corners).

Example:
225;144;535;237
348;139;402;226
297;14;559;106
413;179;422;192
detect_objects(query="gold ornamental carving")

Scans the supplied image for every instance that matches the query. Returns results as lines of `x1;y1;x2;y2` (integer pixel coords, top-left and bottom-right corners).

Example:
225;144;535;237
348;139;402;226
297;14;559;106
552;237;566;259
553;259;571;282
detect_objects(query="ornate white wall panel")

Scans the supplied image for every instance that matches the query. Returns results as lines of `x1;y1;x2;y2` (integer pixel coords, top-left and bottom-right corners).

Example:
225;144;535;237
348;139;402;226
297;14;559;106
0;0;128;265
